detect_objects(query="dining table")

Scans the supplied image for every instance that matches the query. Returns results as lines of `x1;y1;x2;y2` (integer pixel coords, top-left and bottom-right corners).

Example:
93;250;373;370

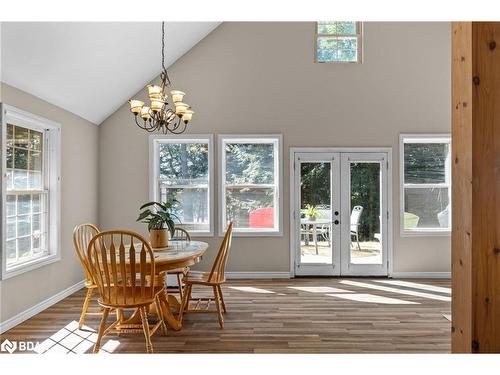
300;218;331;253
115;240;208;331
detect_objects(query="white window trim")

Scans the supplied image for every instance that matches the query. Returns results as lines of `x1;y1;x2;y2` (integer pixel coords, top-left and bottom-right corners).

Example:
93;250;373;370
149;134;214;237
315;22;364;64
1;104;61;280
399;133;451;237
218;134;283;237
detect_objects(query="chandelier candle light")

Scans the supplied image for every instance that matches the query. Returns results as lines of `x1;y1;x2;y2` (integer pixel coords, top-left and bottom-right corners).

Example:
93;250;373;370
128;22;194;134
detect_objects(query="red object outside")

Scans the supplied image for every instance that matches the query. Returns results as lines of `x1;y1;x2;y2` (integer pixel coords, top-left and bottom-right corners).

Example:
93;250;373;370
249;207;274;228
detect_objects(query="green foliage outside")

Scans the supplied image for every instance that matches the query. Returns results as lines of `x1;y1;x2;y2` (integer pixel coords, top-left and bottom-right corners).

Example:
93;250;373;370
316;22;358;62
159;143;209;222
300;162;381;241
225;143;275;227
317;21;356;35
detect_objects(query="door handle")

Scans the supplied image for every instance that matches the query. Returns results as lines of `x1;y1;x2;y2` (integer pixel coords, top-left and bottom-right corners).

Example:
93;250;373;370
334;211;339;216
334;220;340;225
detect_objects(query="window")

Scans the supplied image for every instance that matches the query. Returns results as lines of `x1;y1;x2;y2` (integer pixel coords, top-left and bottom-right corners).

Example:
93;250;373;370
149;135;213;235
1;104;61;279
400;134;451;235
219;135;282;236
315;21;363;63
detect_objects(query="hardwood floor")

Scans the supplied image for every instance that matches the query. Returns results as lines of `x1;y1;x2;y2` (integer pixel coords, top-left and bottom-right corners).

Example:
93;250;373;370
0;278;451;353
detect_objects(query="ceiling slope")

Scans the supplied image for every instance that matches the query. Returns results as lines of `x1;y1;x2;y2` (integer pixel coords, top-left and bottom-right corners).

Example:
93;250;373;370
1;22;220;124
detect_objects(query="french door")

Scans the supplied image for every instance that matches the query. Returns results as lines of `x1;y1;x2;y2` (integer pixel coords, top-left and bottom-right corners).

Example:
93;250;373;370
292;150;389;276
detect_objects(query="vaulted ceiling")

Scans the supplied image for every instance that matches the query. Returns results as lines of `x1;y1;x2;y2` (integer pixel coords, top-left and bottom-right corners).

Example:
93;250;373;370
1;22;220;124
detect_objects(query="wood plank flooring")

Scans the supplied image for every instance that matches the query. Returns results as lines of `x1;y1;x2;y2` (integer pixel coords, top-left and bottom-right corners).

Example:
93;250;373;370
0;278;451;353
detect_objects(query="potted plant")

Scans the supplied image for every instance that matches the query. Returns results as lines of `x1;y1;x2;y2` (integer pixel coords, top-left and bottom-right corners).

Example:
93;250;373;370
136;201;179;248
303;204;319;221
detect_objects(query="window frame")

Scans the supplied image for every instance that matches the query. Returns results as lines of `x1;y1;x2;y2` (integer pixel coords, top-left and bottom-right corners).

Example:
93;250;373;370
218;134;283;237
1;104;61;280
149;134;214;237
315;21;364;64
399;133;452;237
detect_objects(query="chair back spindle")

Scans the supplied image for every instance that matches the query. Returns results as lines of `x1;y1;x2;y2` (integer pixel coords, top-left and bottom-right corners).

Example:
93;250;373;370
87;230;156;306
172;227;191;242
208;222;233;283
73;223;100;285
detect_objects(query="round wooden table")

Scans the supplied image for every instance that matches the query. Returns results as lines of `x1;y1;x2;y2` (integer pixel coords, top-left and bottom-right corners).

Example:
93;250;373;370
117;240;208;331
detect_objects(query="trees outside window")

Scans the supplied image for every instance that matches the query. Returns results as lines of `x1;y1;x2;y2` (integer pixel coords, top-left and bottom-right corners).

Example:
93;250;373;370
150;136;213;235
316;21;363;63
220;136;281;235
400;135;451;235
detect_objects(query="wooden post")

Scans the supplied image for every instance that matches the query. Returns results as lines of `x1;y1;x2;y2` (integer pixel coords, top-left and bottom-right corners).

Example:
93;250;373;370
452;22;500;353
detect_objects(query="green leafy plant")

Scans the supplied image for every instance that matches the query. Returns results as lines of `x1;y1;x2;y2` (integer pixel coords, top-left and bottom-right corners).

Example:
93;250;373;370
136;201;180;237
302;204;319;219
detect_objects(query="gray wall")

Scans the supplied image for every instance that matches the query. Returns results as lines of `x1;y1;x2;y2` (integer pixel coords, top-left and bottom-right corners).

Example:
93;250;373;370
0;83;99;323
98;22;451;275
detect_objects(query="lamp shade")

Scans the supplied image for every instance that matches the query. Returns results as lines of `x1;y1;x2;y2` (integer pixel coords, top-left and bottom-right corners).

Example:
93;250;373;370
151;98;165;112
182;110;194;123
128;100;144;114
175;102;189;115
140;106;151;120
147;85;163;99
170;90;186;103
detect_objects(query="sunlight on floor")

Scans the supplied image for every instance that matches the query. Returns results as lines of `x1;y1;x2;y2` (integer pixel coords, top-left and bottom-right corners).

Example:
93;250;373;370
33;320;120;354
288;286;351;293
326;293;418;304
339;280;451;302
372;279;452;294
228;286;275;294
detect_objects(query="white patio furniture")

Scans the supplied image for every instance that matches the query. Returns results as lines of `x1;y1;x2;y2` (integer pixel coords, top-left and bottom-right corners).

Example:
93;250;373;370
300;218;331;254
350;206;364;251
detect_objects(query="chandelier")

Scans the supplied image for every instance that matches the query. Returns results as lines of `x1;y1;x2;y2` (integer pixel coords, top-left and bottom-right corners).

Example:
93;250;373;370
128;22;193;134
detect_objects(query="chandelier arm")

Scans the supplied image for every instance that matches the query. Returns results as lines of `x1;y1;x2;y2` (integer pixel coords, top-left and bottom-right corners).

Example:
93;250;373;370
134;116;158;132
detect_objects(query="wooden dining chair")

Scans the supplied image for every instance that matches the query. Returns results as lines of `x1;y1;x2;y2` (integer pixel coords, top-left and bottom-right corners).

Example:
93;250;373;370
179;222;233;328
168;227;192;300
73;223;103;329
87;230;166;353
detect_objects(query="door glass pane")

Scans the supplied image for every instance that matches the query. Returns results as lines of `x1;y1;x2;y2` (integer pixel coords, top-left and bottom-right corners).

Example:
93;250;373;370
300;162;332;264
349;162;382;265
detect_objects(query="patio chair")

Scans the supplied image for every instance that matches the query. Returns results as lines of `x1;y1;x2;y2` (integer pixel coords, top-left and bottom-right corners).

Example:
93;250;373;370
350;206;364;251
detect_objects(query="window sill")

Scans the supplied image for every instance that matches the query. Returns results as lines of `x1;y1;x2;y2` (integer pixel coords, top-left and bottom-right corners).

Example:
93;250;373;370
218;230;283;237
1;253;60;280
182;231;214;238
400;230;451;238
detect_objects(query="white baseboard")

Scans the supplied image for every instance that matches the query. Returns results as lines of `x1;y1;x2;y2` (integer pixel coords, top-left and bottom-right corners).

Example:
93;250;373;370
0;280;85;334
390;272;451;279
225;272;291;279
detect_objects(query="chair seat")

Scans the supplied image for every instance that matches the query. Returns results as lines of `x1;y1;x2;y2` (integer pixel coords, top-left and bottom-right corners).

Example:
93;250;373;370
184;270;223;285
98;286;164;308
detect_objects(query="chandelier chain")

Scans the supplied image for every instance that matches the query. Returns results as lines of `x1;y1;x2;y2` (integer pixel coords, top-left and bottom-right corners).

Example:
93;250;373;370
161;22;171;87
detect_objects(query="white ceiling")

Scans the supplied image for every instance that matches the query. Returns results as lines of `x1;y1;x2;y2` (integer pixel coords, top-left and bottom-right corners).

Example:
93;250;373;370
1;22;220;124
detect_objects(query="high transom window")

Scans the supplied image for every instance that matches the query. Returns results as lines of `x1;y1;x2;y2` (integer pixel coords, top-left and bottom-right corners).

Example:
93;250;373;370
315;22;363;63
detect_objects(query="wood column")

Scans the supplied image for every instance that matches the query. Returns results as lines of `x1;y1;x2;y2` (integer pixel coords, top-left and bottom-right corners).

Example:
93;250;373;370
452;22;500;353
